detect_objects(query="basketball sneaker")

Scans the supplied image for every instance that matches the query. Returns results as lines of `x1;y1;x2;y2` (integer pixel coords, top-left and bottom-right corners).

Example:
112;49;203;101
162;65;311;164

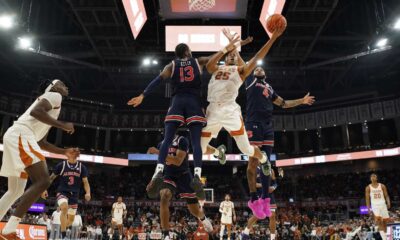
215;144;227;165
260;198;272;217
248;199;266;219
146;171;163;199
190;174;206;200
260;151;271;176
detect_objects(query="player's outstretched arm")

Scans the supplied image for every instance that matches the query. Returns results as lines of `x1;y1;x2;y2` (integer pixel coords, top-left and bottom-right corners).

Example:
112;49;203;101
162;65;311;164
82;177;91;202
38;134;80;157
239;28;284;80
127;63;173;107
382;184;391;209
206;36;241;74
273;93;315;109
41;173;58;199
221;28;253;67
31;98;75;134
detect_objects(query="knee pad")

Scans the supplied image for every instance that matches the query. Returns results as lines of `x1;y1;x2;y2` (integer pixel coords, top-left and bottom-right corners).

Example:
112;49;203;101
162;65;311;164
234;135;255;156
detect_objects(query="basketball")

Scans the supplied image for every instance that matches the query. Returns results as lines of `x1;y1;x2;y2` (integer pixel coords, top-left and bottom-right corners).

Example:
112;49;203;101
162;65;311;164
266;14;287;32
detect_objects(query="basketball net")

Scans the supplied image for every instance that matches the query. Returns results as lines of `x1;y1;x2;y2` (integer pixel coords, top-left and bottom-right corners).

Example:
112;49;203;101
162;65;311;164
189;0;216;12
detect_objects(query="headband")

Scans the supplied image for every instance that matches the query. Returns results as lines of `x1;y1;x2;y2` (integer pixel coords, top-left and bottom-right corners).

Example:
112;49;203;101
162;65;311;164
44;79;60;93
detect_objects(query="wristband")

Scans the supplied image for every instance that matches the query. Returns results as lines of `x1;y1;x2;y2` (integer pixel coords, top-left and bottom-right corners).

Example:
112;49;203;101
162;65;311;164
222;47;228;54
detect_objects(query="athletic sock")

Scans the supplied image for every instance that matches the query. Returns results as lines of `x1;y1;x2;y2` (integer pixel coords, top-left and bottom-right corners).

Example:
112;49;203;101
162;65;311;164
61;231;66;238
243;227;250;235
194;167;202;178
2;216;21;234
152;163;164;178
250;192;258;202
271;233;276;240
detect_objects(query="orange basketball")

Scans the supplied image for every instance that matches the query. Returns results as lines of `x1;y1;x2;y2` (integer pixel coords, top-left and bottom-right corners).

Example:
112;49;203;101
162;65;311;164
266;14;287;32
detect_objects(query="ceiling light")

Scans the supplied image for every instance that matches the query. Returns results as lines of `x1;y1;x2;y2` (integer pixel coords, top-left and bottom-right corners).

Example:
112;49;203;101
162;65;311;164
257;60;263;65
0;15;14;29
143;58;150;66
17;37;32;49
394;18;400;30
376;38;388;48
152;60;158;65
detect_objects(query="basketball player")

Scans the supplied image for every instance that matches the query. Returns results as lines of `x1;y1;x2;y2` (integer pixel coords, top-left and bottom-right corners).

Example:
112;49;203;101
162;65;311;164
201;28;284;219
128;37;246;200
366;173;391;240
110;196;127;240
219;194;236;240
245;66;314;215
147;134;213;239
242;167;283;240
42;152;91;239
0;79;78;240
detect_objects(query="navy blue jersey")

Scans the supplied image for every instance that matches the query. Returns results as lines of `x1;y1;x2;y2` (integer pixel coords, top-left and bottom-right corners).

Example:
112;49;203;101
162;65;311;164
54;161;88;193
170;58;202;96
159;136;190;175
245;76;279;123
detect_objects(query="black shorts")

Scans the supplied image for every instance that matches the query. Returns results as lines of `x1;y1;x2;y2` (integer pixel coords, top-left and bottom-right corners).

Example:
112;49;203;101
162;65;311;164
165;94;206;126
161;171;198;204
245;121;274;147
57;191;79;209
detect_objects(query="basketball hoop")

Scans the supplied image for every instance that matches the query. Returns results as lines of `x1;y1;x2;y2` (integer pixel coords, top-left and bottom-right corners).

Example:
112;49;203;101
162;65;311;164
189;0;216;12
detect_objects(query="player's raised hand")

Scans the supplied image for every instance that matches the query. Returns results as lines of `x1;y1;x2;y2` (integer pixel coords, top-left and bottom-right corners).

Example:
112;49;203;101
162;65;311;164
61;122;75;134
127;94;144;108
85;193;91;202
222;28;237;41
302;92;315;105
224;35;241;53
240;36;253;47
41;190;48;199
271;26;285;39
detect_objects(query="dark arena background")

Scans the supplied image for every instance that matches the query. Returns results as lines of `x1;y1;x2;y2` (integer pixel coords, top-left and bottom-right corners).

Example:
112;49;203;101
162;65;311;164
0;0;400;239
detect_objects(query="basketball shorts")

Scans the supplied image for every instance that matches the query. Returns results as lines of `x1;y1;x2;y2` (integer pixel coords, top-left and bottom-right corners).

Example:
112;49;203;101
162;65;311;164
165;94;206;126
372;205;389;219
245;121;274;148
202;102;245;138
0;124;45;179
221;216;233;225
112;217;123;225
161;171;198;204
57;192;79;215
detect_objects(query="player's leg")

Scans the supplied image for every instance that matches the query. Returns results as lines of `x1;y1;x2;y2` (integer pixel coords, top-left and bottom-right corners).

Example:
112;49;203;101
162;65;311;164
159;188;173;238
118;223;124;240
188;123;206;199
109;221;116;239
58;200;69;237
379;207;389;240
226;224;232;239
0;177;27;221
242;216;258;238
1;161;51;235
219;224;225;240
269;206;277;240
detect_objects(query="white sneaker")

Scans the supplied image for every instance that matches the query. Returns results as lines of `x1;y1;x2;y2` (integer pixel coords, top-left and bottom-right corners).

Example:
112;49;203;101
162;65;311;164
202;218;213;233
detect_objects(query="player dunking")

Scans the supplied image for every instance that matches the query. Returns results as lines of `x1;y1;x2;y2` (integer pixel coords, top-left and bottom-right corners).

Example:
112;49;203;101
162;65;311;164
147;134;213;240
245;66;314;217
128;44;214;199
219;194;236;240
242;167;283;240
0;79;78;240
366;173;391;240
110;197;127;240
42;152;91;239
201;29;284;219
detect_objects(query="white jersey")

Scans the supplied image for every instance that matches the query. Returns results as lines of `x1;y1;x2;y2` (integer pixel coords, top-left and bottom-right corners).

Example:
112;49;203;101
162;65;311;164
370;183;386;206
112;202;126;219
220;201;235;218
15;92;62;141
207;65;243;104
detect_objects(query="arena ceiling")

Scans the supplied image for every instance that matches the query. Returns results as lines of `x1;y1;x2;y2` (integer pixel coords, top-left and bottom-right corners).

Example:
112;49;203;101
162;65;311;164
0;0;399;109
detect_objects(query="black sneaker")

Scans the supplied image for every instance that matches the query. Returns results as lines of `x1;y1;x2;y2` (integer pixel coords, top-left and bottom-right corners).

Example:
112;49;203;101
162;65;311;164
146;171;163;199
215;144;227;165
190;174;206;200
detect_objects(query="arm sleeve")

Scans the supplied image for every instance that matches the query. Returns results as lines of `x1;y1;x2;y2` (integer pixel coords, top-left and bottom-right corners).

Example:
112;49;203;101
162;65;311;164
270;85;279;101
244;75;253;88
81;164;88;178
143;75;162;97
178;137;189;152
41;92;62;108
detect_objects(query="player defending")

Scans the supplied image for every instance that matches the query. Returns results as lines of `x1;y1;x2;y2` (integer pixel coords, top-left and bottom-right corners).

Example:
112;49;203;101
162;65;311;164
366;173;391;240
0;80;77;240
201;29;284;219
110;196;127;240
128;44;213;199
147;134;213;240
42;152;91;239
219;194;236;240
242;167;283;240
